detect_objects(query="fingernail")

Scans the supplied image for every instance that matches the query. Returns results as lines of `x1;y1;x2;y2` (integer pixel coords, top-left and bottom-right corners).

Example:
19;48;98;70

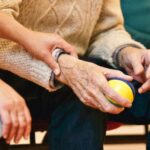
15;140;19;144
126;103;132;108
54;69;60;76
24;135;28;140
139;88;143;94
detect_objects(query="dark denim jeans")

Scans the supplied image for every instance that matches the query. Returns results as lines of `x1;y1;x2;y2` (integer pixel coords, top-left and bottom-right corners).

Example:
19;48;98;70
108;91;150;124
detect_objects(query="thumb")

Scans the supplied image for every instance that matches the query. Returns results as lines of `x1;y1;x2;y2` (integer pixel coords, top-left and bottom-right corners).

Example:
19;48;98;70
138;80;150;94
132;61;144;75
43;54;60;76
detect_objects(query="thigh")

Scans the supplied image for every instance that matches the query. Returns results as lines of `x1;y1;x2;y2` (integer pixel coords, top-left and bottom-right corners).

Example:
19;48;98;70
108;91;150;124
25;84;106;150
48;87;106;150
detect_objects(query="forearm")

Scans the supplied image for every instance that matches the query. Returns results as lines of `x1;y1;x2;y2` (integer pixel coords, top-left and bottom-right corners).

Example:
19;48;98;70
0;12;32;46
0;39;56;92
88;0;145;66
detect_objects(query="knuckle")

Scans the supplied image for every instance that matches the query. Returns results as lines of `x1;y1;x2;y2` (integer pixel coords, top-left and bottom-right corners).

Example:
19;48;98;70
41;51;49;59
85;99;91;104
104;105;112;113
2;102;13;110
13;122;19;128
20;122;26;128
116;70;122;74
123;100;130;106
82;95;90;103
5;120;11;127
112;109;123;115
89;88;97;96
19;97;25;103
106;92;116;100
16;100;22;106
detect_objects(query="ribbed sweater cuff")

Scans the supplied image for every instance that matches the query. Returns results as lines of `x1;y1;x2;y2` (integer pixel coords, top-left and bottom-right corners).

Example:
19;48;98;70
112;44;145;67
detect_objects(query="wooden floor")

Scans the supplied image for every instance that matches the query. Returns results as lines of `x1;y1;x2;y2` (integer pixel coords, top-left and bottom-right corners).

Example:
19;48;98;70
105;125;146;150
105;144;145;150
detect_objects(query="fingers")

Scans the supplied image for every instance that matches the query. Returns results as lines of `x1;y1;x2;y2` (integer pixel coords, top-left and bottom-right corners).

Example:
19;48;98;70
145;65;150;79
120;47;144;76
23;108;32;140
125;53;144;76
82;86;124;114
71;83;100;109
139;79;150;93
13;105;31;143
101;69;133;107
11;109;31;144
53;34;77;58
0;81;31;144
42;52;60;75
132;61;144;75
110;71;132;81
85;86;125;114
74;75;126;114
144;52;150;79
101;67;133;81
1;108;31;144
6;111;18;143
102;84;132;107
96;92;125;114
99;78;132;108
1;111;11;140
59;40;78;58
14;112;26;143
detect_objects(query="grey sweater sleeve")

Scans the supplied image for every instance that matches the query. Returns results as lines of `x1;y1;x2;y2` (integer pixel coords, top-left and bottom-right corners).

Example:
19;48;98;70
0;39;63;92
87;0;145;67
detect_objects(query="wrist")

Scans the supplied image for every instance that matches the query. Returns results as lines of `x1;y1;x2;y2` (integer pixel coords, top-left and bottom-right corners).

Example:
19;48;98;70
56;54;79;84
113;44;143;67
58;54;79;69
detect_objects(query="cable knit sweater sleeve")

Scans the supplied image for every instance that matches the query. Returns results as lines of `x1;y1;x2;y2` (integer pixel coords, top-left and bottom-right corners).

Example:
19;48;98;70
0;39;58;91
0;0;22;17
88;0;145;66
0;0;59;91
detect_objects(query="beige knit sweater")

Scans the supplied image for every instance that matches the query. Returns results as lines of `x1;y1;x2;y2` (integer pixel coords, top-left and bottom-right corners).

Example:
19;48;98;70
0;0;144;91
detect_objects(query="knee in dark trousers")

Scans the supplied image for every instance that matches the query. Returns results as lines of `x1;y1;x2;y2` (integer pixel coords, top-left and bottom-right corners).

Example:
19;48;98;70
47;88;106;150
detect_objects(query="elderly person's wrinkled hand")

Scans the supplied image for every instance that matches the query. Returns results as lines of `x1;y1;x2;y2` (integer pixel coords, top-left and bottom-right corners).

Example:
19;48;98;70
56;54;133;114
118;47;150;93
0;80;31;144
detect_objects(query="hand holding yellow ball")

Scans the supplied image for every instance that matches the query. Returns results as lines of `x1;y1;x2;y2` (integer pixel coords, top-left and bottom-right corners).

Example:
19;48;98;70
107;78;135;107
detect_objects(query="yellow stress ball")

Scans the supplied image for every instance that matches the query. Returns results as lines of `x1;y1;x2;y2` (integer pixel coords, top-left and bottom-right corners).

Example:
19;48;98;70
107;78;135;107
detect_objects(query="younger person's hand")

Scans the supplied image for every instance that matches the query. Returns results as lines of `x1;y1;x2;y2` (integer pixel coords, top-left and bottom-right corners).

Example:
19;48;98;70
21;31;77;75
0;80;31;144
118;47;150;93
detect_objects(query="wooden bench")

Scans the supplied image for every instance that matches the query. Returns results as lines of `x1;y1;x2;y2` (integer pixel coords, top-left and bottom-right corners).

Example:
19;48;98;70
7;123;149;150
